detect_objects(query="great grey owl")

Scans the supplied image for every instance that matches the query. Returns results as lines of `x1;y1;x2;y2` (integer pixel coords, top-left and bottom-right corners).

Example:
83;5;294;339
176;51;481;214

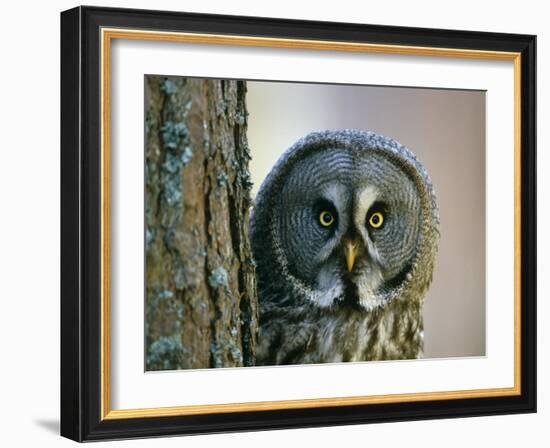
250;129;440;366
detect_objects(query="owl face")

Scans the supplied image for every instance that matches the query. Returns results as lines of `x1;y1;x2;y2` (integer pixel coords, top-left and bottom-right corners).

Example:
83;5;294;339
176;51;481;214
275;145;423;311
252;130;439;316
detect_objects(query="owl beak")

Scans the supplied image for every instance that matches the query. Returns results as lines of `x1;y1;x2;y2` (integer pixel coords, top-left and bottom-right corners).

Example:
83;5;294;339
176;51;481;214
344;239;359;273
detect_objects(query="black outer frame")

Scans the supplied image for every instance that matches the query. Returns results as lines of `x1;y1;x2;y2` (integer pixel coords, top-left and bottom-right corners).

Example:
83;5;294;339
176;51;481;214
60;5;537;442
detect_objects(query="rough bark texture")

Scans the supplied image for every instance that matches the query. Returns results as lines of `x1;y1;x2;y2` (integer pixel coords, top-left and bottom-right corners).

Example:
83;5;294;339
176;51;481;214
145;76;257;370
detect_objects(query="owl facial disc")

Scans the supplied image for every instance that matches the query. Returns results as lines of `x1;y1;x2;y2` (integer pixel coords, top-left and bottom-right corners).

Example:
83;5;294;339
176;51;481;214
251;129;440;313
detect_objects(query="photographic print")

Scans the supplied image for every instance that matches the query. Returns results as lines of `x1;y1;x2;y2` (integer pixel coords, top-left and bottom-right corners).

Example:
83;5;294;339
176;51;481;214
61;7;536;440
144;76;486;371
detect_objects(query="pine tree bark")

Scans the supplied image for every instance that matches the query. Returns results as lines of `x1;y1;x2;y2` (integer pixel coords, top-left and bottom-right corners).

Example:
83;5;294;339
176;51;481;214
145;76;257;370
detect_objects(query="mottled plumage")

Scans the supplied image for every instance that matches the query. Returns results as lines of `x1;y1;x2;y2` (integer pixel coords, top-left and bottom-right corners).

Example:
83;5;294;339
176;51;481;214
251;129;440;365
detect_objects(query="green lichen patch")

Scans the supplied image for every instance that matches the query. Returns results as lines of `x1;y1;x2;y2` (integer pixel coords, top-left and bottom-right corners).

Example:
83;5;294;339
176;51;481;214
239;171;254;191
159;78;178;95
217;171;229;187
210;342;223;368
208;267;229;289
160;121;187;150
146;335;184;370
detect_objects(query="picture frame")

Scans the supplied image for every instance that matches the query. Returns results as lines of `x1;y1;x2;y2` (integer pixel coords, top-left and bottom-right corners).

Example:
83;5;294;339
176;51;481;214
60;5;536;442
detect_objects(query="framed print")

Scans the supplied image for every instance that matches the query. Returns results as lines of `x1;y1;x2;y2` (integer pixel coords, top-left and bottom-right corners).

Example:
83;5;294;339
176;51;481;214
60;6;536;442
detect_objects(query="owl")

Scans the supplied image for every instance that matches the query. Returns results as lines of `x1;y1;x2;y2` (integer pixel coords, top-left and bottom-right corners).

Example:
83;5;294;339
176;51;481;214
250;129;440;366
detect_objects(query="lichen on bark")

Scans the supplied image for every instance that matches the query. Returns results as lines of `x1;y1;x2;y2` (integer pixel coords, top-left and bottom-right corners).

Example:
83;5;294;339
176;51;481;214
145;76;258;370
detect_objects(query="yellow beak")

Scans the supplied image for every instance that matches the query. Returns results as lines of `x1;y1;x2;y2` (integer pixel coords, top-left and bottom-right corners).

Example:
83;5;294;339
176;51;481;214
344;239;359;273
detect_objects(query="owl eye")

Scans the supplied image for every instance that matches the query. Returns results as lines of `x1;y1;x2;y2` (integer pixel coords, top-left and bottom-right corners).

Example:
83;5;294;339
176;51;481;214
368;211;384;229
319;211;335;227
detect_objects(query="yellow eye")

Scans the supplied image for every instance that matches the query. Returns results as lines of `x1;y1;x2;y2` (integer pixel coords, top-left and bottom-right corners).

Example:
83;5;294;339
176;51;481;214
319;211;335;227
368;211;384;229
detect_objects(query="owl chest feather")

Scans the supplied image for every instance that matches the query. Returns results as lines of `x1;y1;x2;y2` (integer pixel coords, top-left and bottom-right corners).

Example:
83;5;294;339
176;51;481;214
256;294;424;366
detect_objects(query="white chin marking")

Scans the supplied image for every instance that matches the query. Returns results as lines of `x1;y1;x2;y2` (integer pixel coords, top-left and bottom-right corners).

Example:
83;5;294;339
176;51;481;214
356;269;385;311
308;284;385;311
310;284;344;308
358;292;386;311
308;267;386;310
310;264;345;307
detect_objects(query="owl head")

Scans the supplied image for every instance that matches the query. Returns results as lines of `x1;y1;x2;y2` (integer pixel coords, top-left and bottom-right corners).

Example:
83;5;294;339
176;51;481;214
251;129;440;312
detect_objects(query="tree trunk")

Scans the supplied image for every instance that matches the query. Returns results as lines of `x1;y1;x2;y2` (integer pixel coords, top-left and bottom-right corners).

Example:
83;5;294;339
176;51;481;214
145;76;257;370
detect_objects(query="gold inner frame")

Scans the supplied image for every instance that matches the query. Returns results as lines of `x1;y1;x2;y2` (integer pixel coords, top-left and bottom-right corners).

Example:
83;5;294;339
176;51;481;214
100;27;522;420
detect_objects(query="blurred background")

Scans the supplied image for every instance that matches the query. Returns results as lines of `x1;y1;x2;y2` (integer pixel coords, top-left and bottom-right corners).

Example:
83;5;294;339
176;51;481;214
247;81;486;359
